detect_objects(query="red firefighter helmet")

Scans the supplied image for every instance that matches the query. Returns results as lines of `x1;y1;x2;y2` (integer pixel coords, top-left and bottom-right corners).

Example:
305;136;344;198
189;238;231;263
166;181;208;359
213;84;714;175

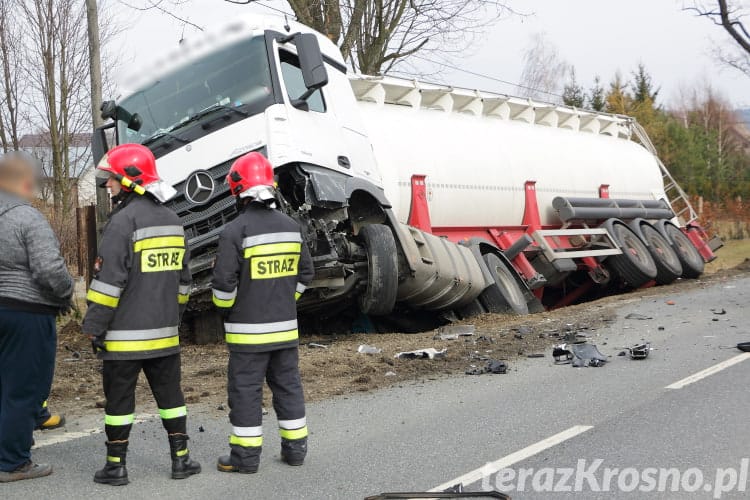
226;152;275;197
97;143;160;192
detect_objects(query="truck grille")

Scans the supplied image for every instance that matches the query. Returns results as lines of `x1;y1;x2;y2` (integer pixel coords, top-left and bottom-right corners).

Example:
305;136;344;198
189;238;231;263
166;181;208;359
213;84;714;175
165;158;239;275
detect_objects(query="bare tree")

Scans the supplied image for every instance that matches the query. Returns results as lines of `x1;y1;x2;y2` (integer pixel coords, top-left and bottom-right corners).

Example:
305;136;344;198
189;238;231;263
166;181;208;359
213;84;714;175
0;0;24;152
517;32;569;101
686;0;750;75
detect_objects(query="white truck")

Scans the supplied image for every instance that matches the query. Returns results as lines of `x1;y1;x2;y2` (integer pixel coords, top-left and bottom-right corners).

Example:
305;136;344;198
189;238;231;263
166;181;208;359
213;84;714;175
92;14;720;339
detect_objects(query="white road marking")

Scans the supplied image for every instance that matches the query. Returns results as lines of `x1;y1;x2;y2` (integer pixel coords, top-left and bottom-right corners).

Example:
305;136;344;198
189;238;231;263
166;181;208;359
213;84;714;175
429;425;593;492
34;414;156;448
665;353;750;390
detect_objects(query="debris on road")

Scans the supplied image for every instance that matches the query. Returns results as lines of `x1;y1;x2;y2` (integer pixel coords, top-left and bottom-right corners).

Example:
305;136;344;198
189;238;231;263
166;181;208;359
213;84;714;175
433;324;475;341
618;351;627;356
737;342;750;352
527;353;545;358
307;342;329;349
553;344;573;363
384;371;397;377
712;308;727;315
395;348;447;360
627;342;651;359
568;342;608;368
625;312;652;320
465;359;508;375
357;344;383;354
666;300;676;305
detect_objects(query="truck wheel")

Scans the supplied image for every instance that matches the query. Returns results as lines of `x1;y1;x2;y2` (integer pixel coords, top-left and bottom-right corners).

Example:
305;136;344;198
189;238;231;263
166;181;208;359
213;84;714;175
478;253;529;315
640;224;682;285
456;298;486;319
358;224;398;316
663;224;704;279
607;222;657;288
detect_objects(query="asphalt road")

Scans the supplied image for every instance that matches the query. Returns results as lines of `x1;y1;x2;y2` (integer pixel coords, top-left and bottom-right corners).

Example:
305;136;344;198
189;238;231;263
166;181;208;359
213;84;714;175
5;275;750;499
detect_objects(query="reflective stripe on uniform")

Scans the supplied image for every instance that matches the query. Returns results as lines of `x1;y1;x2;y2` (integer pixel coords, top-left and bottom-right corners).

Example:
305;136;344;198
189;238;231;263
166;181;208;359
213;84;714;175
90;279;123;298
232;426;263;437
224;320;299;344
279;426;308;440
278;417;306;429
103;324;179;353
105;413;135;426
87;289;119;308
243;242;301;259
104;336;180;352
242;232;301;249
230;434;262;448
212;287;237;308
159;406;187;420
105;326;179;341
179;285;191;296
224;320;297;334
225;330;298;345
133;236;185;252
133;225;185;242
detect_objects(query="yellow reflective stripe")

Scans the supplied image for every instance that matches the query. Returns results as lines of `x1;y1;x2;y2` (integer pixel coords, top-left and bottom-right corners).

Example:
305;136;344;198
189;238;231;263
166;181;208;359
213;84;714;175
244;242;301;259
213;295;235;308
178;293;190;304
279;426;308;440
87;289;120;308
104;336;179;352
42;400;48;408
121;176;146;195
107;456;121;463
176;449;188;457
295;292;302;301
133;236;185;252
225;330;298;345
159;406;187;420
230;435;262;447
105;414;134;426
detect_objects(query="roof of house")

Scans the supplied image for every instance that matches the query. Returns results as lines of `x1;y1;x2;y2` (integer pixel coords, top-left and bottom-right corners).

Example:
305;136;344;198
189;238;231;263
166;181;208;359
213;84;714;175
19;133;91;148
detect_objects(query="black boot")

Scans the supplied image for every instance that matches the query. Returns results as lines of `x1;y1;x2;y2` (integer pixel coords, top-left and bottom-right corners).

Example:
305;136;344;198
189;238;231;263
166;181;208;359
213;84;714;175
217;444;260;474
281;437;307;466
168;434;201;479
93;441;129;486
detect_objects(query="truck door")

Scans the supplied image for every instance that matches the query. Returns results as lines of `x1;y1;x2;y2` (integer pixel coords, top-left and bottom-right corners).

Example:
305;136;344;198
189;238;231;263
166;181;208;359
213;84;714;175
275;47;346;174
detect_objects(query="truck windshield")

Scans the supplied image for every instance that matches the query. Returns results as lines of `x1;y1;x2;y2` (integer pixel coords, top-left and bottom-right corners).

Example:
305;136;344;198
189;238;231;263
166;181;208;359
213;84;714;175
117;35;273;145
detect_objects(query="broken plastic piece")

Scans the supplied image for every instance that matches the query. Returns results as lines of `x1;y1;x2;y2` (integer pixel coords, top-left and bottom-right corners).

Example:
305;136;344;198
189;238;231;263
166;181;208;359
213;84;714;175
737;342;750;352
395;348;447;360
358;344;382;354
465;359;507;375
553;344;573;363
569;342;608;367
628;343;651;359
712;308;727;315
308;342;328;349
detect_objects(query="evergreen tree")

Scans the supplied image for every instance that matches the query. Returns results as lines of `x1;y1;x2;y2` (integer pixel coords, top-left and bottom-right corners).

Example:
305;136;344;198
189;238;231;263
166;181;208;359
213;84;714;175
588;75;605;111
561;67;585;107
631;63;660;104
605;72;632;114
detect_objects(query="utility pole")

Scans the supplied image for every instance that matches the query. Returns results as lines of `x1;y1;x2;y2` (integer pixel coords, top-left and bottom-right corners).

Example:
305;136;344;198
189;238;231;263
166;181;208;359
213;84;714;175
85;0;108;268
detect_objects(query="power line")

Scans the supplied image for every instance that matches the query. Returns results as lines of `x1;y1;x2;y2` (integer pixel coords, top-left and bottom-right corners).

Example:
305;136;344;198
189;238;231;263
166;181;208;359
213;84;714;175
410;54;564;100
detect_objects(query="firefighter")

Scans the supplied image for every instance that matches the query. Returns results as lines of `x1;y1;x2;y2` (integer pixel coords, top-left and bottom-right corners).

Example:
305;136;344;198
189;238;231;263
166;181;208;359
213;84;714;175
212;152;314;474
82;143;201;485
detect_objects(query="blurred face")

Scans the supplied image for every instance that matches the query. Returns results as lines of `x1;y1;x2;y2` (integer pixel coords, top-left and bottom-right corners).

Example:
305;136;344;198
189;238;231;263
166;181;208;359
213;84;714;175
0;157;37;201
106;175;122;196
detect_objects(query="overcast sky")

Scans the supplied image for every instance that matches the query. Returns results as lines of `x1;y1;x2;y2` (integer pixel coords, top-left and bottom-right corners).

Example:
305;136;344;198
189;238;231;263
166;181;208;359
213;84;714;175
108;0;750;108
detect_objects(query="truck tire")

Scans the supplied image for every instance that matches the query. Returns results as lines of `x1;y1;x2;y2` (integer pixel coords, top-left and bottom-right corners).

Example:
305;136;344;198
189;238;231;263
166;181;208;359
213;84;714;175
456;298;486;319
478;253;529;315
358;224;398;316
607;222;657;288
663;223;704;279
640;224;683;285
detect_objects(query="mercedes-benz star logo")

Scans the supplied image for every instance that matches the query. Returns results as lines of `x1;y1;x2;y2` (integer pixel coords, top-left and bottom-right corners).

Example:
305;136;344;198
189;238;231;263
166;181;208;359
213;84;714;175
184;171;215;205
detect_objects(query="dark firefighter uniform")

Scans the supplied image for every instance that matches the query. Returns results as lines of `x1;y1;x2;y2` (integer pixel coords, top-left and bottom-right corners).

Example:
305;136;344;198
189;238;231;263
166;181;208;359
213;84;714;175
82;143;200;484
212;202;314;472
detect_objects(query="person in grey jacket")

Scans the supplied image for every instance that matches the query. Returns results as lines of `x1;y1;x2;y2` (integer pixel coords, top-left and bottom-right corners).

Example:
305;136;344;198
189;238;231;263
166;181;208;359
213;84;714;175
0;152;74;482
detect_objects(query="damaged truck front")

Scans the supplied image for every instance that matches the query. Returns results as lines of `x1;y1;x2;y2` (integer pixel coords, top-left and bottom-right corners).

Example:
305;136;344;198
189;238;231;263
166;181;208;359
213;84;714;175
92;16;491;339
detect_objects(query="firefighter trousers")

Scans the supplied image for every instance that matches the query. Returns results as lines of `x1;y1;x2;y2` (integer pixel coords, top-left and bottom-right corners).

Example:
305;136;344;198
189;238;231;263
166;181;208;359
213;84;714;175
228;347;307;450
102;353;187;441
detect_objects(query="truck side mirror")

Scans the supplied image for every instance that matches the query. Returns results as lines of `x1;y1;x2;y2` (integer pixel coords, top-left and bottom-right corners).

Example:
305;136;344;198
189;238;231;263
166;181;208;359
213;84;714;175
92;123;115;164
295;33;328;91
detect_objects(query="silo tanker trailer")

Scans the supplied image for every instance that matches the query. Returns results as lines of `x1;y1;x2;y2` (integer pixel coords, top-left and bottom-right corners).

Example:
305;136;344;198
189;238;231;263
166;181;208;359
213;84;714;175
91;14;721;336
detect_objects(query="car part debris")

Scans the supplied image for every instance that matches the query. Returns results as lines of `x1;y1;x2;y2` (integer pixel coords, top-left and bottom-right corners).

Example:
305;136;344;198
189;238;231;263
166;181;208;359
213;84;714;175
474;335;495;344
617;351;627;356
569;342;608;367
395;348;447;360
307;342;328;349
666;300;676;305
737;342;750;352
527;353;544;358
553;344;573;363
358;344;382;354
198;426;205;433
628;343;651;359
436;325;475;336
466;359;508;375
625;312;652;320
384;371;397;377
712;308;727;315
